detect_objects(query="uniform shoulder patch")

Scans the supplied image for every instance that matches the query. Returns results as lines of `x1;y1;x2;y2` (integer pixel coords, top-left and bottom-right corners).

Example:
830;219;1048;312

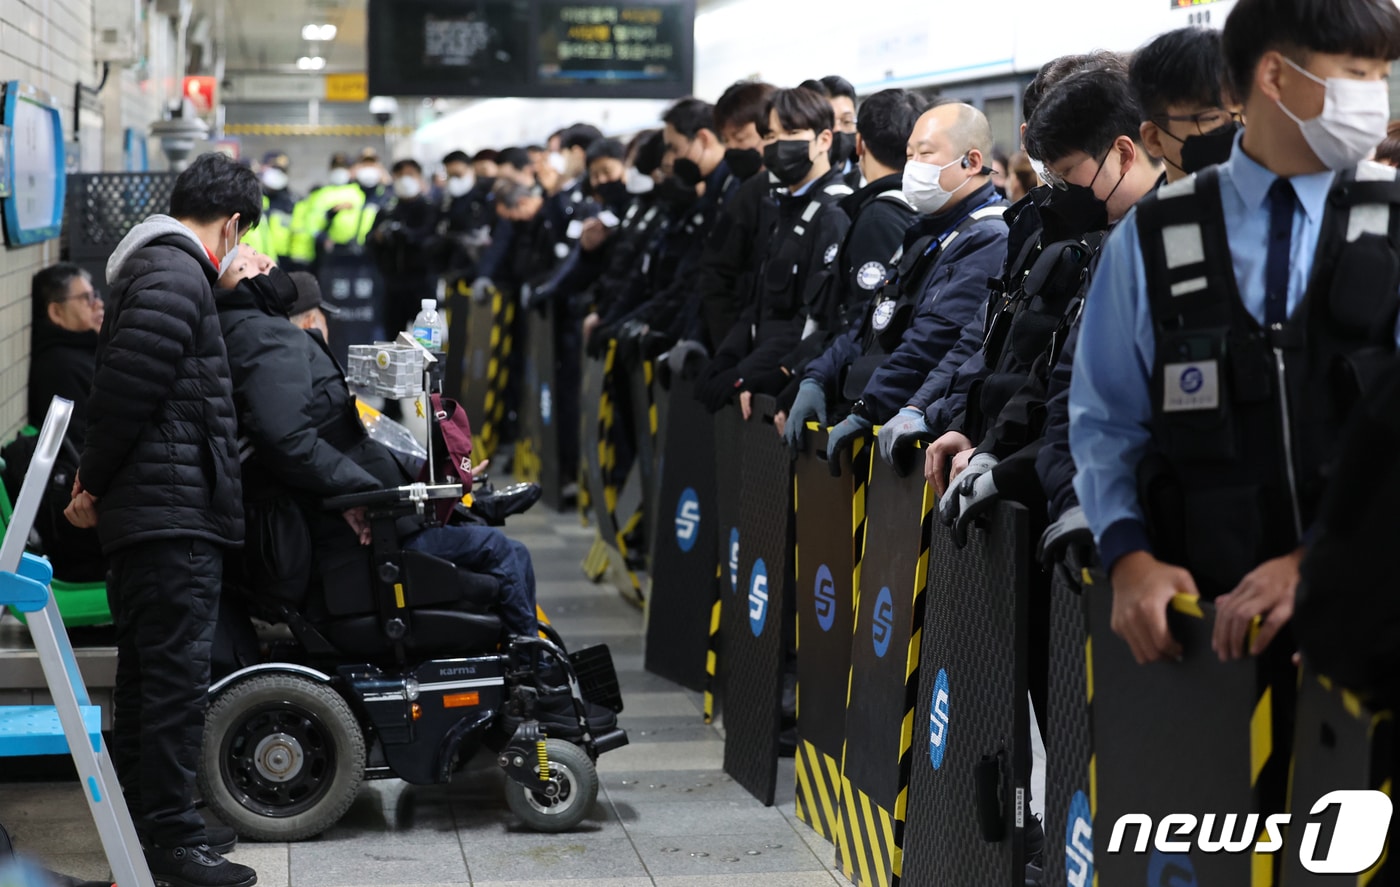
824;243;840;265
872;299;896;331
857;261;887;291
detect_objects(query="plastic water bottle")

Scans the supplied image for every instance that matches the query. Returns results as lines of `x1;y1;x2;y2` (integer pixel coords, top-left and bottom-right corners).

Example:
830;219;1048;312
410;298;447;352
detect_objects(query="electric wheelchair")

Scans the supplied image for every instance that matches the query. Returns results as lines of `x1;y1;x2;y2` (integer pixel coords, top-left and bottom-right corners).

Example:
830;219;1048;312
196;480;628;842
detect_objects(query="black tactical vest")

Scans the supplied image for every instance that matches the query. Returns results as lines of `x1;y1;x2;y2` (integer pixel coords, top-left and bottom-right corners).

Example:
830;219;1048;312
1135;163;1400;598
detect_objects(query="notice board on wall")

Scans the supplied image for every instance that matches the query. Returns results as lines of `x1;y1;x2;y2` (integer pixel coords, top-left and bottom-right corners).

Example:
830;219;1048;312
368;0;695;99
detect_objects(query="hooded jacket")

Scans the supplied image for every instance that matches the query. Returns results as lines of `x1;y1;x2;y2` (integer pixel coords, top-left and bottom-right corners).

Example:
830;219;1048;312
80;214;244;553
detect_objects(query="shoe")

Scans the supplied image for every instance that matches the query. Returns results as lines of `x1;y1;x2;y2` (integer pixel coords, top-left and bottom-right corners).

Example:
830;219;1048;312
145;845;256;887
503;693;619;739
205;826;237;856
470;482;543;526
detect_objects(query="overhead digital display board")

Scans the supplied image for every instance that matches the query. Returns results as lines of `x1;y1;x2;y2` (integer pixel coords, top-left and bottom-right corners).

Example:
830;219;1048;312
369;0;695;99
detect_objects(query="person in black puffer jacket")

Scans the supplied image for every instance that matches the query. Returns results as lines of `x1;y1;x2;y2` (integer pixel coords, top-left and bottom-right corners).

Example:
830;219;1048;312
64;152;261;887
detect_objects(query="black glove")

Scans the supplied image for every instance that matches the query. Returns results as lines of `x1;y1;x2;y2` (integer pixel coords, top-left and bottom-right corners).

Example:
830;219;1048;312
739;364;790;397
697;368;742;413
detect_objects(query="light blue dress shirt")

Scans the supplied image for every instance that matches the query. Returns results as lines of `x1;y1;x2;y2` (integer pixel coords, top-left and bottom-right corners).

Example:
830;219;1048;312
1069;134;1400;570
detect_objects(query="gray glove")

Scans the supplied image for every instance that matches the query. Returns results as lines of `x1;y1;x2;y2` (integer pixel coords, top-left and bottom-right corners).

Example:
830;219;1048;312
1038;504;1093;568
951;457;1000;549
470;277;494;304
826;413;873;477
784;379;828;451
939;451;998;530
878;406;931;466
667;340;709;380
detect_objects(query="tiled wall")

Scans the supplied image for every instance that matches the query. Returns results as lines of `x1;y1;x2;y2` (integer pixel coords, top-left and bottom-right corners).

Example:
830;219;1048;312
0;0;162;439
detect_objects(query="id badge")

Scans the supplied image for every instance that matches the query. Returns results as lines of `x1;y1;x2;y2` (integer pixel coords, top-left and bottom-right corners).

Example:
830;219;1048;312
1162;360;1221;412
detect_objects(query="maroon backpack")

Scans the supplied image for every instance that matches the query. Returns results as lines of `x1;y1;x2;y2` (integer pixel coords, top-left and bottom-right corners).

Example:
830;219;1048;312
420;393;474;523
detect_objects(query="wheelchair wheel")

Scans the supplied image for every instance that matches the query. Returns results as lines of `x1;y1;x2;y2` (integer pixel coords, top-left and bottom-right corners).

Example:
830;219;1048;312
503;739;599;832
199;673;366;842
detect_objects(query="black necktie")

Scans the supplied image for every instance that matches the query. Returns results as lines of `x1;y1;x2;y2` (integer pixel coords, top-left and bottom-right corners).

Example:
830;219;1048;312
1265;178;1297;328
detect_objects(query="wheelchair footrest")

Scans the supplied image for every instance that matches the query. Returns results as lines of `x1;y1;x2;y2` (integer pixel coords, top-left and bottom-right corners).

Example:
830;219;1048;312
592;727;629;755
569;644;623;713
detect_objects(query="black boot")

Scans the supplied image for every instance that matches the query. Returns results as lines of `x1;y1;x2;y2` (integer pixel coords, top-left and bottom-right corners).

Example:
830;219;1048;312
139;825;236;856
1024;802;1045;887
145;845;256;887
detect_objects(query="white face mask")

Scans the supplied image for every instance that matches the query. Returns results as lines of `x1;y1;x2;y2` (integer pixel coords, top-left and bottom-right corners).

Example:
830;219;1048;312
903;155;972;214
356;167;382;188
1276;55;1390;170
261;167;289;191
1028;156;1049;186
548;151;568;175
394;176;423;199
447;174;475;198
625;166;655;195
218;218;242;280
328;168;352;186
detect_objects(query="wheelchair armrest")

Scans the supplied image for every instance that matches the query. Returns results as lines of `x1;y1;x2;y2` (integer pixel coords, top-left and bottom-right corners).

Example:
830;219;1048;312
324;483;465;512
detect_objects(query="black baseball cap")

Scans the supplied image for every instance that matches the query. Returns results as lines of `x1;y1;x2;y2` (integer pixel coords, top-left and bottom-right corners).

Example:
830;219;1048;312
288;271;340;315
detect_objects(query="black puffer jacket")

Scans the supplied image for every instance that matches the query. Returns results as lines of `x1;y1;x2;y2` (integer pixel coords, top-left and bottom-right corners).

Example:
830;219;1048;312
80;215;243;553
28;322;97;442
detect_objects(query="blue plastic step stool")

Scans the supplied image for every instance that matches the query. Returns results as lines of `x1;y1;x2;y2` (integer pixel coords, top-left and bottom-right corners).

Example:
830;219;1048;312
0;399;153;887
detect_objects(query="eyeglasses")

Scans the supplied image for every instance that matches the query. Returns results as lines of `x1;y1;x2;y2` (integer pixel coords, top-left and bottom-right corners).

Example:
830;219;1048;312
1155;109;1244;137
62;291;102;306
1042;148;1109;191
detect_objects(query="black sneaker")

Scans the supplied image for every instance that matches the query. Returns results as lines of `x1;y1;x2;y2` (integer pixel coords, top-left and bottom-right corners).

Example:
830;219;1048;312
205;826;237;855
139;826;236;855
145;845;256;887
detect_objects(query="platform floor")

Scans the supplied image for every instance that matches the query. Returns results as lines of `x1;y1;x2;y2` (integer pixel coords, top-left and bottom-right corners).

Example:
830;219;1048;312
0;508;856;887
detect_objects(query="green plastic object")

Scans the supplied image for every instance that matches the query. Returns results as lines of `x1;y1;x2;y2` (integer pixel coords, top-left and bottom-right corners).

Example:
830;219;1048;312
0;435;112;628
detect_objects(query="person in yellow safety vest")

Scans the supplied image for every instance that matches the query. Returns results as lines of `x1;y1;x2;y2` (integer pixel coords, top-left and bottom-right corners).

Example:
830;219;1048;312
319;148;390;260
288;151;352;271
241;151;301;268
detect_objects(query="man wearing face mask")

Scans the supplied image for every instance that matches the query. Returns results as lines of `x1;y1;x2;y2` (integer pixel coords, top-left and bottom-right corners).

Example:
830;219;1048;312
694;86;854;413
681;80;779;359
800;75;862;190
1070;0;1400;674
63;151;261;887
929;66;1164;540
772;87;926;432
1032;32;1241;568
804;103;1009;467
371;159;442;335
288;151;352;273
241;152;300;269
439;150;492;278
323;148;389;258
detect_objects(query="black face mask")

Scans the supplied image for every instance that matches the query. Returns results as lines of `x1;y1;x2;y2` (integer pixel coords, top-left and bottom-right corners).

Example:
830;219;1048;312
673;157;704;188
764;139;815;187
1179;120;1241;174
653;176;698;207
829;131;856;168
724;147;764;181
594;180;630;211
1039;183;1109;242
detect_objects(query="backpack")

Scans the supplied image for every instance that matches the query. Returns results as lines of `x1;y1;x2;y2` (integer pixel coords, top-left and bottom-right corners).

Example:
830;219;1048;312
420;394;474;524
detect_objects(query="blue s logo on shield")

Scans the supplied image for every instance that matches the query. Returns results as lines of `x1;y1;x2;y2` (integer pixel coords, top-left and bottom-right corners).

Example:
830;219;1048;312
815;564;836;632
1147;849;1197;887
728;528;740;593
674;489;700;552
929;669;950;770
872;587;894;657
748;558;769;637
1065;790;1094;887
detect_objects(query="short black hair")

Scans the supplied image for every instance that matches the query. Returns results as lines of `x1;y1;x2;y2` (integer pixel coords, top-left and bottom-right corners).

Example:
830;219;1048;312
392;159;422;176
443;150;471;166
1378;121;1400;165
1223;0;1400;102
33;263;90;310
497;147;531;170
856;88;927;170
560;123;605;152
663;97;718;138
1131;27;1226;121
1024;52;1128;124
799;76;856;103
714;80;777;132
634;130;668;175
525;144;546;154
170;152;262;231
625;128;657;164
763;87;834;137
1024;66;1145;165
586;138;626;166
471;148;499;163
